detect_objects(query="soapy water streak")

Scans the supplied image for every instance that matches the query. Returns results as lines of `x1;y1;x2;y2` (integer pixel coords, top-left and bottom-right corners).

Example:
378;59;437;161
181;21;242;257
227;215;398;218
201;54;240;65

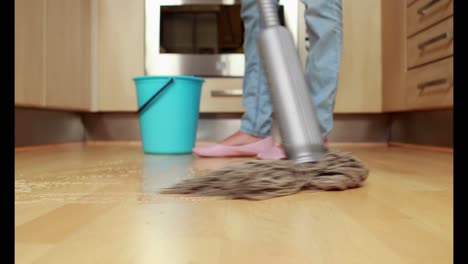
15;192;216;205
15;159;212;205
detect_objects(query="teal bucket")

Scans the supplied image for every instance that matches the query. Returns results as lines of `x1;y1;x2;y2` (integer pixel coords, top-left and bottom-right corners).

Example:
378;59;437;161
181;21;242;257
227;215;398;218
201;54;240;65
133;75;204;154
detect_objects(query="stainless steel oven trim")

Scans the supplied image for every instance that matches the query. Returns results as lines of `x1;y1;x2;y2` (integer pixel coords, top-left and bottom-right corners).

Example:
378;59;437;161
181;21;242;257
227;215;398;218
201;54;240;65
155;0;241;5
145;0;299;77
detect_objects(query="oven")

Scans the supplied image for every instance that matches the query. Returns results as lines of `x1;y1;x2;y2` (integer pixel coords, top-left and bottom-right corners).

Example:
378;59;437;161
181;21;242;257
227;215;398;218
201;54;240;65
145;0;300;77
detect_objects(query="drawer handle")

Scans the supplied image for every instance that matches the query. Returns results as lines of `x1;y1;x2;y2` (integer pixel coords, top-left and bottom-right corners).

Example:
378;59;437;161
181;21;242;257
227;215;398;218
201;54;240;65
418;32;451;50
417;78;449;90
211;89;243;97
417;0;442;15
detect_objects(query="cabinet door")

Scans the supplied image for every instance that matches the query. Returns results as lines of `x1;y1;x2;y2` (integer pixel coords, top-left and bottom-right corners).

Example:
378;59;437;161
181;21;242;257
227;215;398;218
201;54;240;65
15;0;46;107
97;0;145;111
45;0;92;110
334;0;383;113
382;0;407;112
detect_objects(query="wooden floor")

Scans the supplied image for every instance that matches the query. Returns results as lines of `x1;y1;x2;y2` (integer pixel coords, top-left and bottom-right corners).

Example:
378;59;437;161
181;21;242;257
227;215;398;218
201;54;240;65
15;143;453;264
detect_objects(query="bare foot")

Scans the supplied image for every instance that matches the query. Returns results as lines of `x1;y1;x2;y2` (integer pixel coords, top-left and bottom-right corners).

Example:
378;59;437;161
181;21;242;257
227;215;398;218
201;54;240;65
219;131;264;146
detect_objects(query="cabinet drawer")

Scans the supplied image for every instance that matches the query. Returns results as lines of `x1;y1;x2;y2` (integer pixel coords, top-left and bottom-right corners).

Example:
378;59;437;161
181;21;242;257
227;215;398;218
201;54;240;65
406;57;452;110
407;16;452;69
407;0;453;36
199;78;244;113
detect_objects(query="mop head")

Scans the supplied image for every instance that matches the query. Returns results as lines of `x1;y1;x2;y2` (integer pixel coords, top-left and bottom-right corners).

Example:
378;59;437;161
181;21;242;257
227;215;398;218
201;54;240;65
161;150;369;200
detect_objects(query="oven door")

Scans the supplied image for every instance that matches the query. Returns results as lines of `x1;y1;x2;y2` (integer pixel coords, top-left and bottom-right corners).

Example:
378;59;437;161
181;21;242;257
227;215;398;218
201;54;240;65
145;0;298;77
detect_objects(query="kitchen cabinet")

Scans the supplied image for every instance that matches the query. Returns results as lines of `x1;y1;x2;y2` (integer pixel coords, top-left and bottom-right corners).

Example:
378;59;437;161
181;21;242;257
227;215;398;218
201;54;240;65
15;0;452;114
15;0;144;112
45;0;92;110
14;0;385;113
15;0;46;107
95;0;145;111
383;0;453;112
405;57;452;110
382;0;407;111
14;0;92;111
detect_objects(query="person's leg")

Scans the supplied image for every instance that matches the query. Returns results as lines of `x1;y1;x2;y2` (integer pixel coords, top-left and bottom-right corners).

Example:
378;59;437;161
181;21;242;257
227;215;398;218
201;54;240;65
239;0;279;138
301;0;343;138
219;0;279;146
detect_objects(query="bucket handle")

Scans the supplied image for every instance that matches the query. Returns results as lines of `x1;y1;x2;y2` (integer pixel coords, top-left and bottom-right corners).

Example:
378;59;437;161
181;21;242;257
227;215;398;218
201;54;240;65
137;78;174;114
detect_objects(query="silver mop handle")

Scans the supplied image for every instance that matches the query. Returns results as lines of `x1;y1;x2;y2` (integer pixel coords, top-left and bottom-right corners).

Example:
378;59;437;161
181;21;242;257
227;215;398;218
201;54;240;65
256;0;325;163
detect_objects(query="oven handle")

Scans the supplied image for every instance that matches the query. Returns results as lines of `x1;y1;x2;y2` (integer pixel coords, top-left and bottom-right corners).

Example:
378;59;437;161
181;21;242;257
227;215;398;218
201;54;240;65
211;89;243;97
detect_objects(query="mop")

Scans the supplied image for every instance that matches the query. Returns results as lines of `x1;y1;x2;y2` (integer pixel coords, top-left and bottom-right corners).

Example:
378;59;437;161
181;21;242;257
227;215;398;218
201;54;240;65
161;0;369;200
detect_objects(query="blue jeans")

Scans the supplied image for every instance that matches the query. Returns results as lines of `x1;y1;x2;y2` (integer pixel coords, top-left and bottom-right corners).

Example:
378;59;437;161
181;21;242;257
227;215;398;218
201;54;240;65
240;0;343;138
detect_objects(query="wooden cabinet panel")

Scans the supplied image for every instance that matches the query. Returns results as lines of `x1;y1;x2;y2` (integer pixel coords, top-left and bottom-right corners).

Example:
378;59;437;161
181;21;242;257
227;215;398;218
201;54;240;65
97;0;145;111
382;0;407;112
15;0;46;107
45;0;92;110
334;0;382;113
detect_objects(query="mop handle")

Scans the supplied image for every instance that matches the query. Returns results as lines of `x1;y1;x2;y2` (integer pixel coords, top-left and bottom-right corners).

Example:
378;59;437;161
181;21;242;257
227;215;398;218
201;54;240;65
256;0;325;163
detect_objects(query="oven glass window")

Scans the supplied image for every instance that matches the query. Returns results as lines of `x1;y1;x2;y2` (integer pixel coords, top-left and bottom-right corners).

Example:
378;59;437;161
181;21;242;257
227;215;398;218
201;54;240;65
160;5;284;54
